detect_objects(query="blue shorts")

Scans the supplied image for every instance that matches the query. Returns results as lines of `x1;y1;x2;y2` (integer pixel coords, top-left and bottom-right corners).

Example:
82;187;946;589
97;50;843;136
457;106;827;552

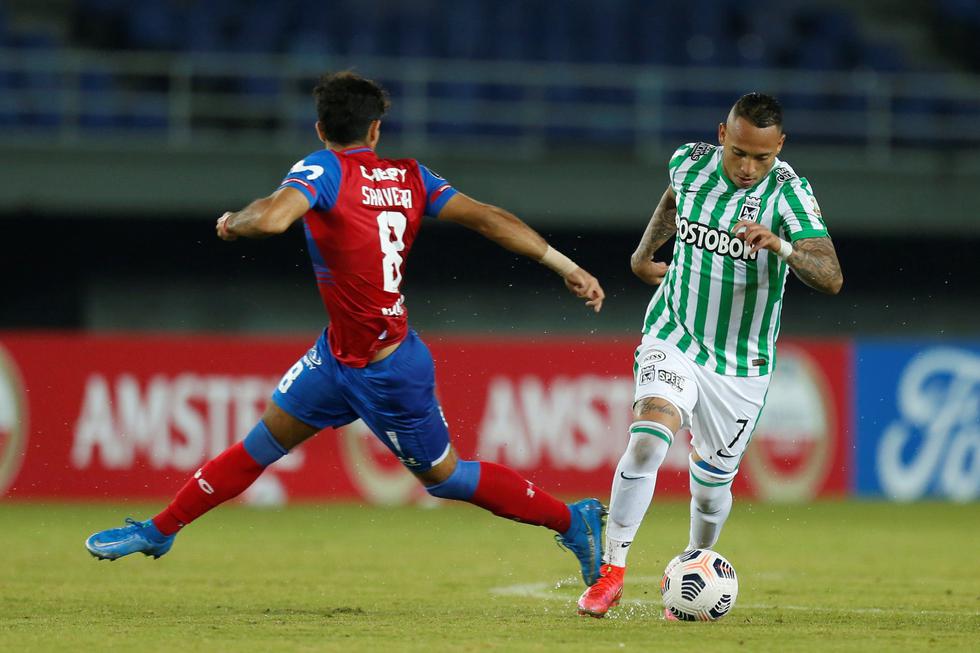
271;329;451;472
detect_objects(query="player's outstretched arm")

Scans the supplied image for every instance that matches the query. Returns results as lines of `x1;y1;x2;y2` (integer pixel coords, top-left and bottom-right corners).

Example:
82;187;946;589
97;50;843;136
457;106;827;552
630;186;677;286
216;187;310;240
732;220;843;295
437;193;605;312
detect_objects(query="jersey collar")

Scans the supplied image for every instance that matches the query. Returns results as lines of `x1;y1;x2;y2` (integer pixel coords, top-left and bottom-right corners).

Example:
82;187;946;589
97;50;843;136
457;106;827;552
340;146;373;155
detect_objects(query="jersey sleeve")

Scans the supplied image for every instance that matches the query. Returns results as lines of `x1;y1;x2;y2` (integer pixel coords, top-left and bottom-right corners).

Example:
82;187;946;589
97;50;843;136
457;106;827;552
278;150;342;211
776;177;829;242
667;143;695;191
418;163;458;217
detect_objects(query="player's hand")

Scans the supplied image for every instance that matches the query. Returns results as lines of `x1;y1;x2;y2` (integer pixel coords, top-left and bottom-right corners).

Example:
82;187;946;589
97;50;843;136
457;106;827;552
732;219;779;255
564;267;605;313
631;257;670;286
216;212;237;241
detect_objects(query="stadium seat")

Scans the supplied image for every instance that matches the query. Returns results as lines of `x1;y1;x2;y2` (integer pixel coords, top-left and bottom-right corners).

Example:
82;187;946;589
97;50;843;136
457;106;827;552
1;0;971;146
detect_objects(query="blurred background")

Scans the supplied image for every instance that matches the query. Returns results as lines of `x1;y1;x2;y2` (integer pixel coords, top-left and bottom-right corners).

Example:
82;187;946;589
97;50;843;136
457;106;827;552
0;0;977;334
0;0;977;504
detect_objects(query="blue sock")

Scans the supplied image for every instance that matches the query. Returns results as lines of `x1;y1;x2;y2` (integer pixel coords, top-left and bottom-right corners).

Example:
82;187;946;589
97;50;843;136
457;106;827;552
425;460;481;500
242;421;288;467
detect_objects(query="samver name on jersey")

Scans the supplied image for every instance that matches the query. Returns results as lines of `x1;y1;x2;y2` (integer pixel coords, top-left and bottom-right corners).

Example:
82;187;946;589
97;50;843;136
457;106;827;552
362;186;414;209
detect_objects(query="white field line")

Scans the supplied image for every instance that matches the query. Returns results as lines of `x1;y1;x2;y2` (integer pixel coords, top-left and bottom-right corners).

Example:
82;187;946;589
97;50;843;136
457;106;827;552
489;577;980;618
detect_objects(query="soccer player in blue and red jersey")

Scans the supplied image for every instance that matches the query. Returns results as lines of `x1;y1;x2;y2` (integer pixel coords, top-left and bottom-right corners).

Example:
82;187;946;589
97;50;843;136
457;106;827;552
86;72;608;587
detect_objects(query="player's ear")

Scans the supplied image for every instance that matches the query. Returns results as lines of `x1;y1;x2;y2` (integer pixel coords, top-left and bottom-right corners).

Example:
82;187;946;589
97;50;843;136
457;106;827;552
717;122;726;145
776;132;786;155
315;121;328;144
367;120;381;148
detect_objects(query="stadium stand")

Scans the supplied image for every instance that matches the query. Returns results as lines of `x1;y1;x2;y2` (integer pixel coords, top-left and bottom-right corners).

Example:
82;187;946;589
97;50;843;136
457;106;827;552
935;0;980;72
2;0;975;146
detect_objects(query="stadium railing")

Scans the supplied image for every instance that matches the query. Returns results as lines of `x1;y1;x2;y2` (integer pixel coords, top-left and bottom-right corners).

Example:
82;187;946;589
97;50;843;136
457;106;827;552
0;50;978;161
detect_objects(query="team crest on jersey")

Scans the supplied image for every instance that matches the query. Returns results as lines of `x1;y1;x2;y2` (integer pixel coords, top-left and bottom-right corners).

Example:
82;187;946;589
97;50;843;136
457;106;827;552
689;142;714;161
775;166;797;183
737;196;762;222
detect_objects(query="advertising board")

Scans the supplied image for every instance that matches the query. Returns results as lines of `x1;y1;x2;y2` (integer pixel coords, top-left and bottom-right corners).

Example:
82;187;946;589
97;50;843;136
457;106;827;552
0;333;852;503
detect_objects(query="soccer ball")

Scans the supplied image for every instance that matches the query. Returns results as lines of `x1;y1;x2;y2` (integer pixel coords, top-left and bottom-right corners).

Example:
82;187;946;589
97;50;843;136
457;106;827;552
660;549;738;621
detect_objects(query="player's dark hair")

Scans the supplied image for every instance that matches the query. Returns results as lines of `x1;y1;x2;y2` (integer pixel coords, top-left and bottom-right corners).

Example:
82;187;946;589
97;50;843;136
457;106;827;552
731;93;783;130
313;71;391;145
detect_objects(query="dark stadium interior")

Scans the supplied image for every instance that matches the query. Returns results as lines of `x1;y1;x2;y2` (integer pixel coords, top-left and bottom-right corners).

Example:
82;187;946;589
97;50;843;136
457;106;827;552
2;214;976;338
1;2;977;345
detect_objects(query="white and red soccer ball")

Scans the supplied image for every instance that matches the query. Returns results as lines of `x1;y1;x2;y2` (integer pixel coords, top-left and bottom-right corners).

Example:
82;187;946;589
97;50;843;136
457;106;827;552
661;549;738;622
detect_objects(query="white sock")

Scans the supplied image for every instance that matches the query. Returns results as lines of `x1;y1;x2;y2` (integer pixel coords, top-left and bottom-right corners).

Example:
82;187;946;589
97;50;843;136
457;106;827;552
604;421;672;567
687;455;735;550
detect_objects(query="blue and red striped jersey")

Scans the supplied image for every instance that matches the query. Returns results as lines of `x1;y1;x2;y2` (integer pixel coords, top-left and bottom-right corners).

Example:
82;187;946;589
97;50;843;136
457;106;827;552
279;146;457;367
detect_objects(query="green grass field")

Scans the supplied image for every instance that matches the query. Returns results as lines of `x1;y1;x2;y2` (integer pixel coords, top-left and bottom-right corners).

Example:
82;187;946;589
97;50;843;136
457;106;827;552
1;500;977;652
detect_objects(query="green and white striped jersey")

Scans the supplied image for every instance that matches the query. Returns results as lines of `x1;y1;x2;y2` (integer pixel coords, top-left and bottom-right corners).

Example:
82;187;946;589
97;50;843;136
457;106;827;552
642;142;829;377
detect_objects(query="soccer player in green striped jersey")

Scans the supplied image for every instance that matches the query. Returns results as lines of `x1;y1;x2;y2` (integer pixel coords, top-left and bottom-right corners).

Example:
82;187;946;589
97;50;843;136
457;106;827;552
578;93;843;618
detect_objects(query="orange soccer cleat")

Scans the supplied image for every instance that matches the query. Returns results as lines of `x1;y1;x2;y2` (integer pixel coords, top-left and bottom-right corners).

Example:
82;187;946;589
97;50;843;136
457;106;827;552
576;563;625;618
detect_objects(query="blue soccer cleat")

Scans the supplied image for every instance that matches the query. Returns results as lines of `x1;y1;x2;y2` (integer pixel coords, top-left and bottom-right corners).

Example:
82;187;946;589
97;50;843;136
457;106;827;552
85;517;175;561
557;498;606;586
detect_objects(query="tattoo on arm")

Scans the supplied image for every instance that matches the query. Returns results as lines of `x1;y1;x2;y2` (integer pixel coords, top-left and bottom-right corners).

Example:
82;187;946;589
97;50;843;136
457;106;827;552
787;237;843;295
632;187;677;265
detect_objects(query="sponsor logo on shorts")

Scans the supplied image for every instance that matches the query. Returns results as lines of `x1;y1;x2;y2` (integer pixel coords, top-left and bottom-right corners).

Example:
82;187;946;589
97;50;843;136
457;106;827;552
638;364;657;385
0;345;28;496
303;347;322;369
638;362;686;393
657;369;686;393
641;350;667;365
676;217;758;261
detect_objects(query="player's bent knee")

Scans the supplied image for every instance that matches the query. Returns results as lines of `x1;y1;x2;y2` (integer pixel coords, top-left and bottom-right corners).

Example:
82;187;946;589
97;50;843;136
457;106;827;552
691;483;732;514
621;421;673;475
689;454;736;513
425;459;481;501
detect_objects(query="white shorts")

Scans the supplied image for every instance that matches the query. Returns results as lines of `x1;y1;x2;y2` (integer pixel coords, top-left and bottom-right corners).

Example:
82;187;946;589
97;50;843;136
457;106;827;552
633;336;771;474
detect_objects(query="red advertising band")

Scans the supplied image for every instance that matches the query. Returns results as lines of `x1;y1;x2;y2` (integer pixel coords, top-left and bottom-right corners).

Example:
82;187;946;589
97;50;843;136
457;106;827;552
0;334;851;502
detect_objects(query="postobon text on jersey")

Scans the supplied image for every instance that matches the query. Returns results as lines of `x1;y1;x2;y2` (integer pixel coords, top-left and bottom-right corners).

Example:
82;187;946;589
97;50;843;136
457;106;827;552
675;217;758;261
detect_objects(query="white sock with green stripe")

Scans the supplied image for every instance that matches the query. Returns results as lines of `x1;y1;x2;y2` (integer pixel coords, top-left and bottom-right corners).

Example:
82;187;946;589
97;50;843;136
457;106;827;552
605;421;673;567
688;455;736;550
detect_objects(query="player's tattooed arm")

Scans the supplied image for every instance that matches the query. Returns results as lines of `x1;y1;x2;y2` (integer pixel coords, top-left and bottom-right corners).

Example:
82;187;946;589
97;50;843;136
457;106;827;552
733;219;843;295
786;237;843;295
630;186;677;286
217;187;310;240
